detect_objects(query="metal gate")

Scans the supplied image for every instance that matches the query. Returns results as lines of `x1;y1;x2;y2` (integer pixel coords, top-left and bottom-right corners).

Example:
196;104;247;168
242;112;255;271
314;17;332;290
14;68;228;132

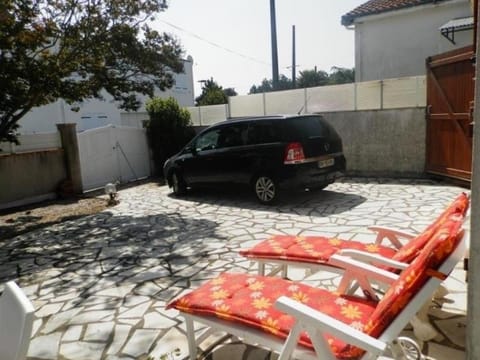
426;45;474;182
78;125;151;191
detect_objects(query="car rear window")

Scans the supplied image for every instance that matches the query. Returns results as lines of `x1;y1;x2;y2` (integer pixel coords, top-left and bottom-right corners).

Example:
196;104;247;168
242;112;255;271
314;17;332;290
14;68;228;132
284;116;335;140
247;121;282;144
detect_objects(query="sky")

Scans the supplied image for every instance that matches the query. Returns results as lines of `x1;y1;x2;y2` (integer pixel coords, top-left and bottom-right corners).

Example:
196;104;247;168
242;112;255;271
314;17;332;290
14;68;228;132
152;0;366;97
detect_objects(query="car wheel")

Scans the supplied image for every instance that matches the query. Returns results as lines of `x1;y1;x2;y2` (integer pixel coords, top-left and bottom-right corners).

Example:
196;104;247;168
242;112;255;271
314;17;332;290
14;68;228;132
253;175;277;204
171;171;187;196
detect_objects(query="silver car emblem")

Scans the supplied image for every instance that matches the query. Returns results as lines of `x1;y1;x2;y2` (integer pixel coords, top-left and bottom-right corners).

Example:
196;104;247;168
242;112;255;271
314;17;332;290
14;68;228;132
324;143;330;151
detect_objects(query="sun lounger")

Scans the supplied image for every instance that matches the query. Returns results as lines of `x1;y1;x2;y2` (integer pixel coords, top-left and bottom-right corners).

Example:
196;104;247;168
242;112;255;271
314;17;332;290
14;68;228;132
168;216;466;360
240;193;469;278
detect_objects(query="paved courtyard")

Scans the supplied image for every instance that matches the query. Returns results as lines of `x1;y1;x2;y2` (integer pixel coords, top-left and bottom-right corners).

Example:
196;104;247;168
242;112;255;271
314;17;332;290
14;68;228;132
0;178;470;360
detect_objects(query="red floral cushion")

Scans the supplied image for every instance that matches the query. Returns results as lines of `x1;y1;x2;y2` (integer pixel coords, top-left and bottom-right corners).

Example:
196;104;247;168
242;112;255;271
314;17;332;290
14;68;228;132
167;272;377;359
391;193;468;263
337;217;464;359
240;235;397;265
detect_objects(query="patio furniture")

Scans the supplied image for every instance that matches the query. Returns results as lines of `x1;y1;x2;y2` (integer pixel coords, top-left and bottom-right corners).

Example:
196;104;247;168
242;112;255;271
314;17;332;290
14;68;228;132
240;193;469;278
168;216;465;360
0;281;35;360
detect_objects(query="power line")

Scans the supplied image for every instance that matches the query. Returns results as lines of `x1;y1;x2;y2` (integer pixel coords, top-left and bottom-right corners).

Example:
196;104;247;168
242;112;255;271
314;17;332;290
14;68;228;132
158;19;271;67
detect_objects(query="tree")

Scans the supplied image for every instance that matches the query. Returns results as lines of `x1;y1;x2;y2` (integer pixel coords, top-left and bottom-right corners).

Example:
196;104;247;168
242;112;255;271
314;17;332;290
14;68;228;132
328;67;355;85
195;78;237;106
0;0;184;144
297;69;329;88
249;75;293;94
145;97;195;175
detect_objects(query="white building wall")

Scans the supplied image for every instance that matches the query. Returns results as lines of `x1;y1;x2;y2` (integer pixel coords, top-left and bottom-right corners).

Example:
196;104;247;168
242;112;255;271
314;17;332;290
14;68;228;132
18;57;194;134
354;0;472;82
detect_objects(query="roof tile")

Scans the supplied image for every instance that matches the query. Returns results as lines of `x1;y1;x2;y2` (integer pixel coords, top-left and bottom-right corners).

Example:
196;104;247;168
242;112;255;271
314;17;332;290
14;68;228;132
342;0;448;26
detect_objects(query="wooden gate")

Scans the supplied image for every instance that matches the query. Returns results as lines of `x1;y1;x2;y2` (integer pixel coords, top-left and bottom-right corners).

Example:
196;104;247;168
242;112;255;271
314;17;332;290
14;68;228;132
426;45;474;182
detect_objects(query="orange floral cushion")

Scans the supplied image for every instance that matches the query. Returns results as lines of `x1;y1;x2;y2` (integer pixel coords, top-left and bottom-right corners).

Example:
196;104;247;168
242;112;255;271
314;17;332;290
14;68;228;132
240;235;397;265
391;192;468;263
167;272;377;359
338;217;464;359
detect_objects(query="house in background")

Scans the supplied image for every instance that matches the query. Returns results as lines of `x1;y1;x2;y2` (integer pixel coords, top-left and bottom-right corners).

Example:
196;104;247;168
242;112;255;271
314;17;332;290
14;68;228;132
17;56;195;134
342;0;473;82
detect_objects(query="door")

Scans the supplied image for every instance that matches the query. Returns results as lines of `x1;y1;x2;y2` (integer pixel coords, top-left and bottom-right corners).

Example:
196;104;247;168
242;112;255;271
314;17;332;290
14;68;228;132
181;127;224;184
426;45;474;182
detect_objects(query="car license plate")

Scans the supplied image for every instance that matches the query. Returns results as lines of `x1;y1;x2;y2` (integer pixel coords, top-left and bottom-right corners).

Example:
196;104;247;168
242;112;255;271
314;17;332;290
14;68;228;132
318;158;334;168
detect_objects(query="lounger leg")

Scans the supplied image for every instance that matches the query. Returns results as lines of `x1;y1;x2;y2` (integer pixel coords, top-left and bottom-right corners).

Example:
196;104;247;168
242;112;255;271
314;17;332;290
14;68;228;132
281;264;288;279
278;322;302;360
185;317;198;360
258;262;265;276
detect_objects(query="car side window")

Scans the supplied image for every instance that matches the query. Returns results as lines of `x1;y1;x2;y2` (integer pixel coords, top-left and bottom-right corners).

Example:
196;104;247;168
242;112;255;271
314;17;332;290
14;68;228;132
217;124;248;148
246;121;280;145
195;129;221;152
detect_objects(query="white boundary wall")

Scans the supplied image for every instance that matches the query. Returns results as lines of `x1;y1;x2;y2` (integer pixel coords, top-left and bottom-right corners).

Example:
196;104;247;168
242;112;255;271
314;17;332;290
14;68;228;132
230;76;426;119
119;76;426;128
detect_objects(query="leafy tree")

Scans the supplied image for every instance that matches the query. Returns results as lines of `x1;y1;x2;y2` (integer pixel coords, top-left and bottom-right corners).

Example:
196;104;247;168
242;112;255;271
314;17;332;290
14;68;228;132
249;67;355;94
0;0;184;144
195;78;237;106
145;97;195;175
249;75;293;94
328;67;355;85
297;69;329;88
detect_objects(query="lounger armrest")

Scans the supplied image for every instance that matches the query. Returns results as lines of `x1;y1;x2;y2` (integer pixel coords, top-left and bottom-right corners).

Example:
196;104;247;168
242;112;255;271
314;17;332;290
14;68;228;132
275;296;387;356
368;226;416;249
337;249;409;270
329;254;399;283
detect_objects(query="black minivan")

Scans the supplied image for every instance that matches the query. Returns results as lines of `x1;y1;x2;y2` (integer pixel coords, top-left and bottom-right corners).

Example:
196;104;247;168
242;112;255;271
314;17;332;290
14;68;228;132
163;115;346;204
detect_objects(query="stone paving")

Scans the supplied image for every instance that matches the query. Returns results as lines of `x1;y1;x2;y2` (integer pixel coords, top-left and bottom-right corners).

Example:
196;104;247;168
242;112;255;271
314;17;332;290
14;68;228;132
0;177;470;360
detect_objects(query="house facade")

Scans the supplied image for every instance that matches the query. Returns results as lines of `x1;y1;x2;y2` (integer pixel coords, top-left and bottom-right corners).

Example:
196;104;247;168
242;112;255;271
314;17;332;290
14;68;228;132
343;0;473;82
17;57;195;134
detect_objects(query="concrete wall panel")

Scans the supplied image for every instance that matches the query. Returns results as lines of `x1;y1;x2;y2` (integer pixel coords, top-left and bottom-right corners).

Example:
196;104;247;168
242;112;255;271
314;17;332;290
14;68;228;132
0;150;67;208
319;108;426;177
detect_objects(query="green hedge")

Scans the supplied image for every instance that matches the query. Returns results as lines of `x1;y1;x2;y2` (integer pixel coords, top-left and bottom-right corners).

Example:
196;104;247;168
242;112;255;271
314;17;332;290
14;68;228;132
145;97;195;176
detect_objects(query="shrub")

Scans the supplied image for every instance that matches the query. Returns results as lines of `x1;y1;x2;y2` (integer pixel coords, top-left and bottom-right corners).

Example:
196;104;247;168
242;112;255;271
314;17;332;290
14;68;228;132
145;97;195;176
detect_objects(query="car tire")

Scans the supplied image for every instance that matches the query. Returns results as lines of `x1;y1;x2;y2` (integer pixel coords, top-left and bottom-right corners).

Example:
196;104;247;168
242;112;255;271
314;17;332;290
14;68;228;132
171;171;187;196
253;175;278;204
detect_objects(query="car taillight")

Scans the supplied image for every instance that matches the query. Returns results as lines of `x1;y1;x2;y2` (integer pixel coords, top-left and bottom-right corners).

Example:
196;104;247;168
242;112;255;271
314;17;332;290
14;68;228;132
284;142;305;164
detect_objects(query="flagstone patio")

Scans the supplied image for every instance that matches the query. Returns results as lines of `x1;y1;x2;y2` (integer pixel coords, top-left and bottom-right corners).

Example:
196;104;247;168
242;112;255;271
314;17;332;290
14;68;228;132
0;178;469;359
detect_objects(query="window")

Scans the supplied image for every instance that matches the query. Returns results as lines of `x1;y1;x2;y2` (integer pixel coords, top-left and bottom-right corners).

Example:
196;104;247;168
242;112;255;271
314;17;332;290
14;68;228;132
195;129;221;151
247;121;281;145
217;124;248;148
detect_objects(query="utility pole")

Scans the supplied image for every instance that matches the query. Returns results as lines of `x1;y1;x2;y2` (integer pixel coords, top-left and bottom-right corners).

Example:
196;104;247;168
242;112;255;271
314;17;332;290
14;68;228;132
292;25;296;89
270;0;279;90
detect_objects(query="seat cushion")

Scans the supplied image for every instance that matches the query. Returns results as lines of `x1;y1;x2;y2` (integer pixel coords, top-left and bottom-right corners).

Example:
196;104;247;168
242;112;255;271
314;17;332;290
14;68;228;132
391;192;468;264
168;272;377;359
240;235;397;264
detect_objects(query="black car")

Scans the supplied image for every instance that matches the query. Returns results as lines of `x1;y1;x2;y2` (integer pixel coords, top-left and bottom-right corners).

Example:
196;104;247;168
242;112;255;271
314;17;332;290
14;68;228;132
163;114;346;204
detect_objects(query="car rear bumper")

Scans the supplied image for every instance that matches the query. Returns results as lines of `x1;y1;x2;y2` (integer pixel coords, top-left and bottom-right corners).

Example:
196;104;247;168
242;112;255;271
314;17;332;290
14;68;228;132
277;155;346;189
